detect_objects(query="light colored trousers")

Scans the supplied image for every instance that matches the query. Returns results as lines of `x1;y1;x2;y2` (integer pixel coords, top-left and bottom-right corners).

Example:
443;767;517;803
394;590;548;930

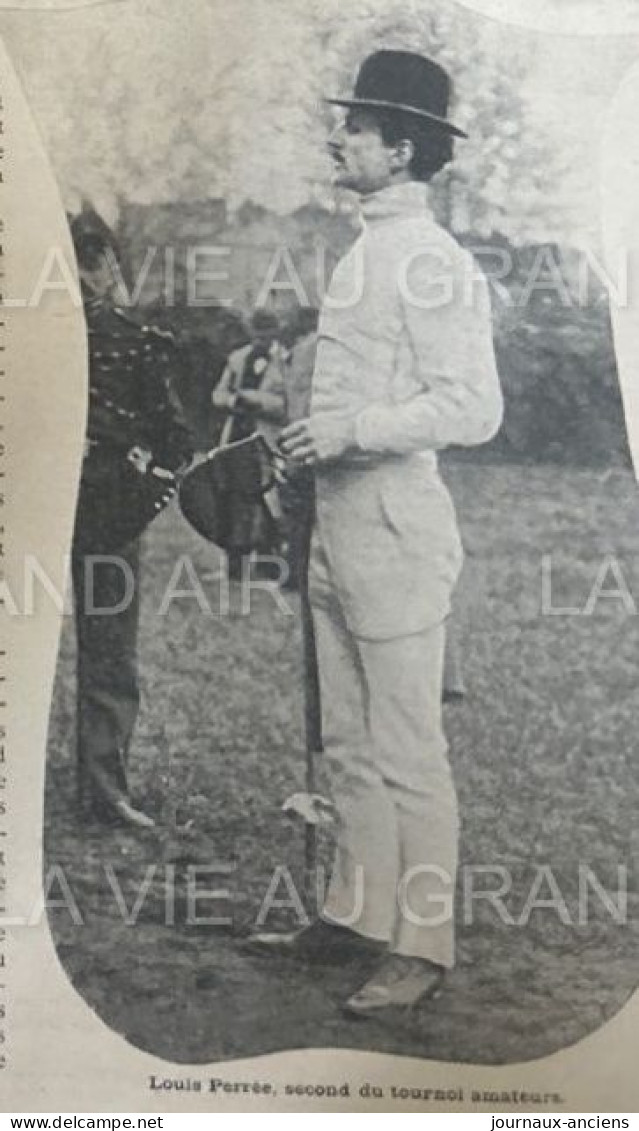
309;531;459;969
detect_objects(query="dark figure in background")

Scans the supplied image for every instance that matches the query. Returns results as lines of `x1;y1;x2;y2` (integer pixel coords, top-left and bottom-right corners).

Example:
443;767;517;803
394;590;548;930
281;307;320;591
211;309;286;447
71;217;193;828
211;308;287;578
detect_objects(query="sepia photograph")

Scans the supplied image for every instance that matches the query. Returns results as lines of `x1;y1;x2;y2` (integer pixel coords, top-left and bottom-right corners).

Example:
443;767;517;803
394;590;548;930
2;0;638;1075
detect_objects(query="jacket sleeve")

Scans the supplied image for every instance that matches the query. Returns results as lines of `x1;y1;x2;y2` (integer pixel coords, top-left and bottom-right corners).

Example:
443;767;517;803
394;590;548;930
354;250;503;455
211;354;238;411
142;338;195;471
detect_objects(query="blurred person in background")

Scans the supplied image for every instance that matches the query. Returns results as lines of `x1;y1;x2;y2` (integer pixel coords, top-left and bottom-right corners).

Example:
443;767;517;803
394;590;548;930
212;308;287;448
211;308;287;579
280;306;320;591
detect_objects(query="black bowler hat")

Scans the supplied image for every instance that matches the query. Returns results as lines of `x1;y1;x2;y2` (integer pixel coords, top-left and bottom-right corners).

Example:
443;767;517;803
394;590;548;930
326;49;467;139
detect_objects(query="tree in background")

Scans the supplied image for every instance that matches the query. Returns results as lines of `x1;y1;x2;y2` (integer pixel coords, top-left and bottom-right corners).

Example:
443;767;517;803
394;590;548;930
188;0;568;242
306;0;568;242
2;0;566;243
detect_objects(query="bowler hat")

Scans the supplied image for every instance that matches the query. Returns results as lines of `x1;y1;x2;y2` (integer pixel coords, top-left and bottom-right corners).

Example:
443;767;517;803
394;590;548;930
326;49;467;139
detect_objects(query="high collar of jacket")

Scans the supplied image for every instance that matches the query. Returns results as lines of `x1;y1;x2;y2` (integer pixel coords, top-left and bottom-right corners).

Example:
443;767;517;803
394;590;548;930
359;180;432;227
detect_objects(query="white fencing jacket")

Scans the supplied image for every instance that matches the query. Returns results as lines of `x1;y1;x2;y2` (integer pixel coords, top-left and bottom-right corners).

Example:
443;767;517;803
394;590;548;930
310;181;503;640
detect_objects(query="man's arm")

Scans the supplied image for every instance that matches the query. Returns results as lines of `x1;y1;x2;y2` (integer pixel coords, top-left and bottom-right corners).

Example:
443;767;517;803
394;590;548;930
211;354;239;412
238;354;287;423
140;332;195;471
155;371;195;471
280;251;503;467
355;251;503;455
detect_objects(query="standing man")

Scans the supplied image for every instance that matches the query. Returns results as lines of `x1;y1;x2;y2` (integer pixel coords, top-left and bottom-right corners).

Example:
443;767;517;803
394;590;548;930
71;214;193;828
211;309;287;449
254;51;502;1015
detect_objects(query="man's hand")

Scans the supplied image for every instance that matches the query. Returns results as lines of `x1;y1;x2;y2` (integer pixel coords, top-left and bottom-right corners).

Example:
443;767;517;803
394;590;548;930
279;415;357;467
235;388;260;409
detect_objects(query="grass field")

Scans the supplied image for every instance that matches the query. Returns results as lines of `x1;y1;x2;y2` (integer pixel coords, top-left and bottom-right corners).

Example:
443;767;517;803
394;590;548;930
44;461;639;1066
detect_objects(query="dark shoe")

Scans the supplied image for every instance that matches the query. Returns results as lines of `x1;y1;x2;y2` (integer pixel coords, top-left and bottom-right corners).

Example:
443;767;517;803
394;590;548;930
245;918;384;963
343;955;445;1018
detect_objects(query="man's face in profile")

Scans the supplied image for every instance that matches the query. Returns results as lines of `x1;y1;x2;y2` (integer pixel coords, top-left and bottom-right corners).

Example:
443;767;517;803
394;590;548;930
328;108;396;196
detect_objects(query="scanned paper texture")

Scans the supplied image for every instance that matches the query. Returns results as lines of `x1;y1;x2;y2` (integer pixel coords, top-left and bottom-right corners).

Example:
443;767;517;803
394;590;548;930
1;0;639;1113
